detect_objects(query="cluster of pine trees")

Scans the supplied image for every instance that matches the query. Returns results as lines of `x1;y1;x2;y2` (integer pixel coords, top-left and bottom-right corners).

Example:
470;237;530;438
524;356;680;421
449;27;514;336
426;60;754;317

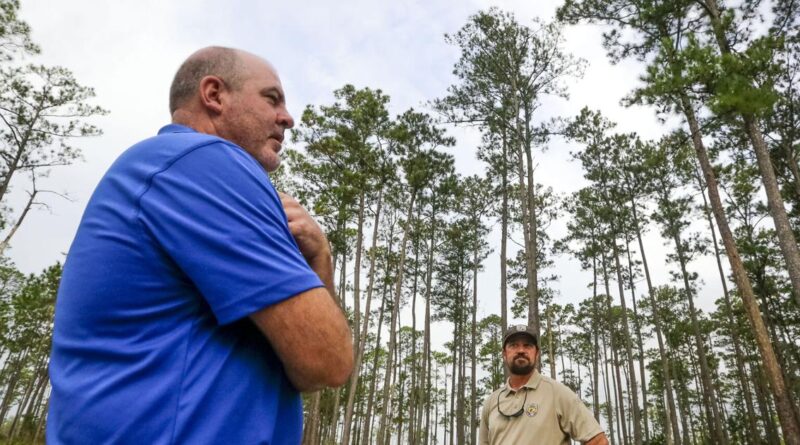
281;3;800;445
0;1;105;442
0;1;799;444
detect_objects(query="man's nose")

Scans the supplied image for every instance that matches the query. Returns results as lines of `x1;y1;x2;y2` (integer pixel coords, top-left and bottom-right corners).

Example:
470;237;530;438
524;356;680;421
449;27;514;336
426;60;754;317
278;107;294;129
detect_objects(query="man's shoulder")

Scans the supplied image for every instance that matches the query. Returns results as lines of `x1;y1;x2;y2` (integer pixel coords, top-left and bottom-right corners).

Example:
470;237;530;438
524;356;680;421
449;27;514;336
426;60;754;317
131;126;240;161
482;386;506;406
538;375;579;397
114;125;260;182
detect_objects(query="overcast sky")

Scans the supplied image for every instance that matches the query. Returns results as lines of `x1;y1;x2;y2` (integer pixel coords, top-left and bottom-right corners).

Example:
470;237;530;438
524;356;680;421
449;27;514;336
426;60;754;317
10;0;727;328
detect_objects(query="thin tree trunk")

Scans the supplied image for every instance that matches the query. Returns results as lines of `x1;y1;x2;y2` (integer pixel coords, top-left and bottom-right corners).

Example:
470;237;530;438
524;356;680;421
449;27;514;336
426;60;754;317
378;192;417;445
602;256;628;445
601;330;616;445
361;216;397;445
610;242;642;445
753;362;781;444
591;255;601;421
470;236;479;445
624;241;648;442
696;166;759;444
363;278;389;445
627;192;680;444
342;191;383;445
500;130;509;337
408;230;421;445
669;225;726;445
547;306;556;379
0;187;38;255
0;349;28;425
678;92;800;444
423;200;438;444
743;114;800;306
513;140;540;334
33;393;48;444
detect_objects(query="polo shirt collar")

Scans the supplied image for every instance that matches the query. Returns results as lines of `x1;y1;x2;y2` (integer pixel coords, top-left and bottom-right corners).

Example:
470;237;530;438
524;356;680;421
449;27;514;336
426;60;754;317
158;124;197;135
505;370;543;392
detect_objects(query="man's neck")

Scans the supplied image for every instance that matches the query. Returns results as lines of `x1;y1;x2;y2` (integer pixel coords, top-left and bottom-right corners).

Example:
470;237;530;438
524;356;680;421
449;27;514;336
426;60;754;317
172;110;216;136
508;371;535;390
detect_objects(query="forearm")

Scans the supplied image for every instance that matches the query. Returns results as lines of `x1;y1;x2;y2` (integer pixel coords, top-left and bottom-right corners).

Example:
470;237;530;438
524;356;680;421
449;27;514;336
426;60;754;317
584;433;609;445
251;286;353;392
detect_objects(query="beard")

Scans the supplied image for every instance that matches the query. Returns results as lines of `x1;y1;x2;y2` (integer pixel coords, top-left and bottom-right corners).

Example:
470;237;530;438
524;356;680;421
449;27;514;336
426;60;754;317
508;356;535;375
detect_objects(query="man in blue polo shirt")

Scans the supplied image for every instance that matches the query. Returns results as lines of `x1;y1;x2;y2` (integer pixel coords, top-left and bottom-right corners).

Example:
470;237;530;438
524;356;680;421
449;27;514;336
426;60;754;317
47;47;354;444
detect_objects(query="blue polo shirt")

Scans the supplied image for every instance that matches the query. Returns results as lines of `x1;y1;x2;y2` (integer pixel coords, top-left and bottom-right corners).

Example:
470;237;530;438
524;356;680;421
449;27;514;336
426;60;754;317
48;125;323;444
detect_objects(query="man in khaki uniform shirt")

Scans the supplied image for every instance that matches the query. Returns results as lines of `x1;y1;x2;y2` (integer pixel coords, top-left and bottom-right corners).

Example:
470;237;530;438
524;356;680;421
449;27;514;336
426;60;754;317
479;325;609;445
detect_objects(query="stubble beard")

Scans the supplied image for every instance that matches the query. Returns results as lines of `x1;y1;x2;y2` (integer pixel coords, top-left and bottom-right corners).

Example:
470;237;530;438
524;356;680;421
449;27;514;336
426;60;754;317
219;112;279;172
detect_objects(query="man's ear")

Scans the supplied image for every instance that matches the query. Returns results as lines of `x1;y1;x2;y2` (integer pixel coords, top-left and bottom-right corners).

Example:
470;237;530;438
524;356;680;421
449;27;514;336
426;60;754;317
198;75;225;114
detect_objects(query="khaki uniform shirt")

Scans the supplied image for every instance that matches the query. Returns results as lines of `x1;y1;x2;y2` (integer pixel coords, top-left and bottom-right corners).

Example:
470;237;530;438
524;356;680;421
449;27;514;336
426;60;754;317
479;371;603;445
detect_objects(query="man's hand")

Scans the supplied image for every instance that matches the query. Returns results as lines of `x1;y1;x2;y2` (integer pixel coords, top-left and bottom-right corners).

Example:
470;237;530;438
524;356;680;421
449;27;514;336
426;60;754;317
249;195;352;392
279;192;337;302
280;192;329;263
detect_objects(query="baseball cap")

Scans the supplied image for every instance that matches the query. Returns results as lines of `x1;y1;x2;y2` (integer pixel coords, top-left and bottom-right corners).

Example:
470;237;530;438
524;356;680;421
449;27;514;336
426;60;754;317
502;324;538;347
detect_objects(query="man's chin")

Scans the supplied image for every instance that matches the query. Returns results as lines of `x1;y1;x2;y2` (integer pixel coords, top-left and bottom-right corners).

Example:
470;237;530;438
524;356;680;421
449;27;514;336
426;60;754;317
509;363;535;375
263;157;281;172
258;147;281;172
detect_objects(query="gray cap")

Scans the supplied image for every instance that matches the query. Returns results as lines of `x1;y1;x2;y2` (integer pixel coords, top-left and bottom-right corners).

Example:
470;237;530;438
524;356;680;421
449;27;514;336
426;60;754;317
502;324;538;347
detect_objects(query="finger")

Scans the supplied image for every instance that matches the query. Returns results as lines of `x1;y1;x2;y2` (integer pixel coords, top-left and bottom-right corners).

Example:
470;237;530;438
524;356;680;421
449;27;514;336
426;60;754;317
278;192;296;205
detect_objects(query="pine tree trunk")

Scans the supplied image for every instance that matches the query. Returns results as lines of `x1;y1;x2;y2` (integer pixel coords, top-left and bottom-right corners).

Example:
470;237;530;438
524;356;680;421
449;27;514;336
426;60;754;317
601;257;627;445
0;349;27;426
547;307;556;379
696;167;760;443
378;192;417;445
752;362;781;444
630;204;680;445
743;115;800;306
470;239;479;445
361;220;396;445
624;241;649;442
673;361;692;445
342;192;383;445
423;202;438;444
449;338;456;445
669;226;726;445
601;331;616;445
33;394;48;444
362;276;389;445
500;130;509;337
610;242;642;445
513;138;540;334
591;256;601;422
408;233;421;445
678;92;800;444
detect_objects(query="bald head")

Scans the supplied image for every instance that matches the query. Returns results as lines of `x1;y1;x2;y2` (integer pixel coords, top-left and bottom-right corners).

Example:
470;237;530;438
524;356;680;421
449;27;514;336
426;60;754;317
168;46;293;171
169;46;248;114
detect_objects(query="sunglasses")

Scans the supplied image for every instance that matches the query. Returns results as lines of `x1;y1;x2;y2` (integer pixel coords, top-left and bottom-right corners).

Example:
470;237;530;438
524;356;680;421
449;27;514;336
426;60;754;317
496;387;528;418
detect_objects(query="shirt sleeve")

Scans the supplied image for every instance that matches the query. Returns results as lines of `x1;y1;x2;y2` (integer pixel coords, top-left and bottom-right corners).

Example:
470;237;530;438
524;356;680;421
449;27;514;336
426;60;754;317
137;142;324;324
556;382;604;442
478;394;492;445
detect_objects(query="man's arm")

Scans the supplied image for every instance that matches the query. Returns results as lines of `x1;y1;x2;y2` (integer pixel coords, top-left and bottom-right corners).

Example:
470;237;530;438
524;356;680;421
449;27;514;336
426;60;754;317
477;394;491;445
584;432;609;445
249;194;353;392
